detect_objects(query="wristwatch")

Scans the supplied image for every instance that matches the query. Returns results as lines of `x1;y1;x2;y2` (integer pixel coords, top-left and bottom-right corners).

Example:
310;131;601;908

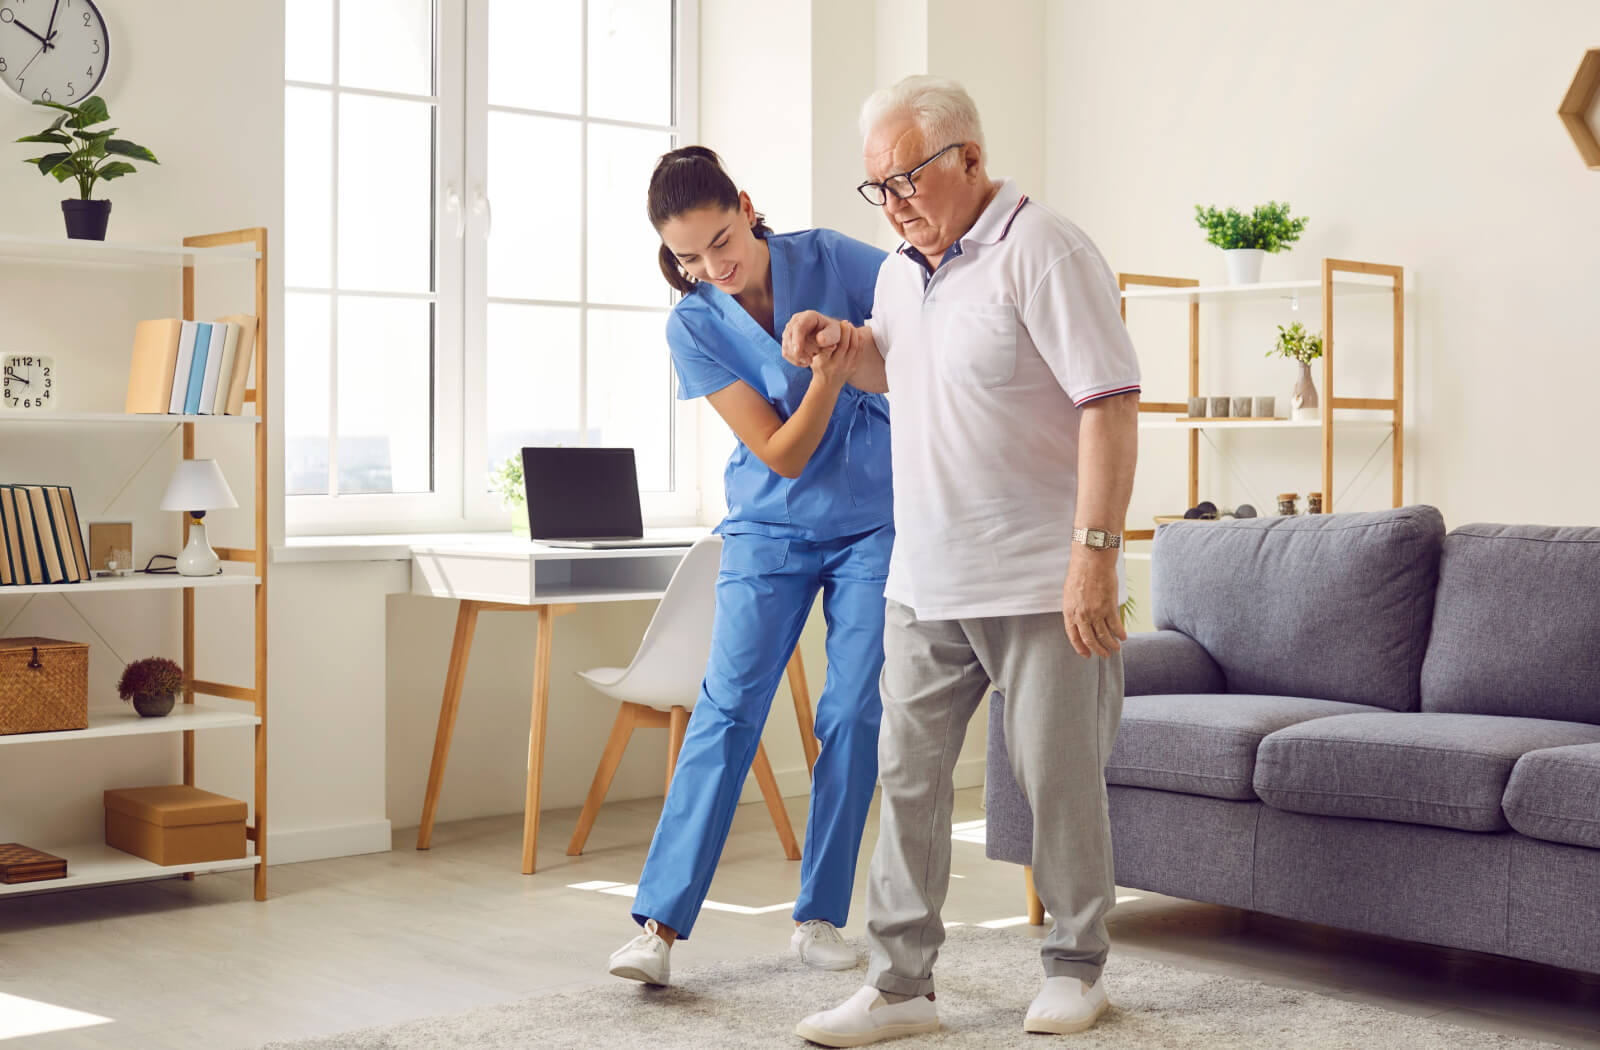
1073;527;1122;550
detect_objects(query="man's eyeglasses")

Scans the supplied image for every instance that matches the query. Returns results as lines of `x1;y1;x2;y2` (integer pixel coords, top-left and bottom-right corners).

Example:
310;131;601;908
857;143;965;206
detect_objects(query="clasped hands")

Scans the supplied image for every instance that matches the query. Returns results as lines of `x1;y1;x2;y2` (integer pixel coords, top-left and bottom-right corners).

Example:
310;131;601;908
781;311;861;387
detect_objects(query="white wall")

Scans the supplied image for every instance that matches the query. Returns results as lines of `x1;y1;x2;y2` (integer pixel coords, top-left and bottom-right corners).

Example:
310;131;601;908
1046;0;1600;567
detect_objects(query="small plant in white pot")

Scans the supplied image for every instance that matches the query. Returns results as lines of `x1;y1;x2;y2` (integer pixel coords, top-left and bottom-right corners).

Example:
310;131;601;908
1268;321;1324;421
1194;201;1308;284
489;453;528;534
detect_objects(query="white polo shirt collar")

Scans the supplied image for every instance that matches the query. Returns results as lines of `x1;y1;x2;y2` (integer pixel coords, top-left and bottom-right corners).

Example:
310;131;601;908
894;178;1031;278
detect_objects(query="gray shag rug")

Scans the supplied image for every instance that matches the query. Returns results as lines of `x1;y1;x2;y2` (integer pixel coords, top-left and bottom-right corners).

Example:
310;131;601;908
256;925;1568;1049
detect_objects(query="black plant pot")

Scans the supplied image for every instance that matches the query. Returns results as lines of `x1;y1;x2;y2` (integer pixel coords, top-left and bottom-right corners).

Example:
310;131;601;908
61;199;112;240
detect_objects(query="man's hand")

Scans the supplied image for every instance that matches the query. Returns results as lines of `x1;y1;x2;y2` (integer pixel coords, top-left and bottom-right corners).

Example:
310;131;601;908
809;321;863;388
1063;550;1126;658
782;310;845;369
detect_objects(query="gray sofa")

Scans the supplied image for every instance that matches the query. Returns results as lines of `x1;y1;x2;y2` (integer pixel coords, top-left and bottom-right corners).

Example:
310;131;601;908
985;505;1600;975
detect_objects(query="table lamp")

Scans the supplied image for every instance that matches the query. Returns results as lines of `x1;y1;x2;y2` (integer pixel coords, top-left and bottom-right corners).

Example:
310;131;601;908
160;459;238;576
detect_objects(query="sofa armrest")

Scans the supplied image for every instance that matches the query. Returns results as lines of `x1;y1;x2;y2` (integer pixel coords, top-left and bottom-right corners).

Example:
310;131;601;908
985;693;1034;866
1125;630;1226;697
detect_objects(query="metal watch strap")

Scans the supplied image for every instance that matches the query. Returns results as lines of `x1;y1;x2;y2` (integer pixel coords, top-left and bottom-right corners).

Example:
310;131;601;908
1073;527;1122;550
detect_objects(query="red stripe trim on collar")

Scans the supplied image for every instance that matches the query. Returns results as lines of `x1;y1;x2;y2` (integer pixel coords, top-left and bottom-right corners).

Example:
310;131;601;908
998;195;1030;241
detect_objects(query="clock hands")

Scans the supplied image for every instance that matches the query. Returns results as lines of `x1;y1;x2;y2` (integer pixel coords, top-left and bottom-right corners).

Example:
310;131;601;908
3;368;30;387
2;12;53;50
43;0;58;45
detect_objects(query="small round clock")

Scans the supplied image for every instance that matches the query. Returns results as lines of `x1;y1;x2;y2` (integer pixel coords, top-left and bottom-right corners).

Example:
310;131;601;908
0;0;110;105
2;354;56;410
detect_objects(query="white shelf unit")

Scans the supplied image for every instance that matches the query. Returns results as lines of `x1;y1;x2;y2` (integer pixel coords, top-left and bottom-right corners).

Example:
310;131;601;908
0;228;270;903
1121;258;1405;540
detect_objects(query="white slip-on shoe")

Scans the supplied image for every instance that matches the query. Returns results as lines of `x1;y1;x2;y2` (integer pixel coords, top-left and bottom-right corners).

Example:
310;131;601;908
790;919;859;971
795;985;939;1047
1023;975;1109;1034
607;919;671;986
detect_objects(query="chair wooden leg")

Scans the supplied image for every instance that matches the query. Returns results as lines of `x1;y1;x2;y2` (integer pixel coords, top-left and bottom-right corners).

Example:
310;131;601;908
1024;866;1045;926
665;705;689;797
567;704;638;856
787;647;820;777
751;741;801;861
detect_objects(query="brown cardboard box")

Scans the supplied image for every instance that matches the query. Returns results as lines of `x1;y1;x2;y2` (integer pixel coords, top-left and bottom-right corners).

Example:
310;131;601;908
104;785;247;866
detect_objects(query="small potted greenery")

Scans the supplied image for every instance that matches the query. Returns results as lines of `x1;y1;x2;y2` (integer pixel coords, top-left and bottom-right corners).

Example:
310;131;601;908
489;453;528;534
118;657;185;718
17;95;159;241
1193;201;1308;284
1268;321;1324;421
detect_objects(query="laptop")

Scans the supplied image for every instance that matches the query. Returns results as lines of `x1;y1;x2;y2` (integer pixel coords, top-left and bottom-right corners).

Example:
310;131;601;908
521;446;695;549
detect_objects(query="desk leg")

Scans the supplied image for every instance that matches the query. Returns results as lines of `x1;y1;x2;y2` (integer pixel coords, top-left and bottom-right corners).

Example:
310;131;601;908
787;647;819;776
522;603;558;875
418;600;481;850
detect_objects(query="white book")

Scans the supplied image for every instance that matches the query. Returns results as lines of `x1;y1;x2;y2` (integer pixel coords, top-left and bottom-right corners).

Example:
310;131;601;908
211;322;240;415
197;322;228;415
169;320;200;414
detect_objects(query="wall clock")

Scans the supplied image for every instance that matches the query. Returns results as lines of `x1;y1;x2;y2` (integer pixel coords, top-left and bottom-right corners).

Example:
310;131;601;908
0;0;109;105
2;353;57;410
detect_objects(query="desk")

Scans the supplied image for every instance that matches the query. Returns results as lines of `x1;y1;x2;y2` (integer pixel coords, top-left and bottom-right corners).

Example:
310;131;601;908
407;533;819;874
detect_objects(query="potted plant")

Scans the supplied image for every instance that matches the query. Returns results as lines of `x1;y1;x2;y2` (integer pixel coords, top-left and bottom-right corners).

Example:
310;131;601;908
117;656;185;718
489;453;528;535
1193;201;1308;284
17;95;159;241
1268;321;1324;421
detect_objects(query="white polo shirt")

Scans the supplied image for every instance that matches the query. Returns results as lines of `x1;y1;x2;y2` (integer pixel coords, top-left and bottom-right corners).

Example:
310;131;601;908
869;178;1140;620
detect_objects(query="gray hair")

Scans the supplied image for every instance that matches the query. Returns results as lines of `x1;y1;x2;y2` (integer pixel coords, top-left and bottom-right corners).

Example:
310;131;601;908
859;75;986;157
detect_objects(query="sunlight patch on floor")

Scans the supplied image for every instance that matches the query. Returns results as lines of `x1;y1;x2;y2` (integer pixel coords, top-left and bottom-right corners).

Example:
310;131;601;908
951;819;987;844
0;993;112;1040
565;879;795;915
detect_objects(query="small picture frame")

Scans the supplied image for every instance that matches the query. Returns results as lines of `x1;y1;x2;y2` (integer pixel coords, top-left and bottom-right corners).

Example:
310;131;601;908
88;521;135;577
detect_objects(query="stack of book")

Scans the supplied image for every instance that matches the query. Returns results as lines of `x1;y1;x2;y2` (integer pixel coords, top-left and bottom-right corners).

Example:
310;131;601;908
125;315;258;416
0;484;91;586
0;843;68;884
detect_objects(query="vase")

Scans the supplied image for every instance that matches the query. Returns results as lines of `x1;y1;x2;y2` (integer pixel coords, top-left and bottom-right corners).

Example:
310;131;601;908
132;692;175;718
1222;248;1265;285
61;199;112;240
1291;361;1320;421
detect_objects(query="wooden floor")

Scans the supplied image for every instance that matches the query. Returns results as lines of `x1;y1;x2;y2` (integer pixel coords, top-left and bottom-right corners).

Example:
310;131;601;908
2;788;1598;1049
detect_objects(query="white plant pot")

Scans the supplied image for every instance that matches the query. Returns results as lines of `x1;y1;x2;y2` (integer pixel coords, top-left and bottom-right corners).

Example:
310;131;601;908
1223;248;1265;285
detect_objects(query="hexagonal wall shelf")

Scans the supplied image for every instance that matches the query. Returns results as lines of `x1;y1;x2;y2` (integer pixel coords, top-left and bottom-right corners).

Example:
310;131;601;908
1558;48;1600;170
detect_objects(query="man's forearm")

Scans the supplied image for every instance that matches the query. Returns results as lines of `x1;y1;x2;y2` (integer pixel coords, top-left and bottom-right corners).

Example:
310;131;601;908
1073;393;1139;535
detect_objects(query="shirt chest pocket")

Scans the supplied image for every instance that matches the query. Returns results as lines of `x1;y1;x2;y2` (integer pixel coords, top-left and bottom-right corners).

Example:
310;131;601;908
933;303;1018;388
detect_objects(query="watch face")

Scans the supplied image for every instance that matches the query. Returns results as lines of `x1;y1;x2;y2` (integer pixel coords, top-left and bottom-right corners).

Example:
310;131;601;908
1086;528;1108;548
2;353;54;409
0;0;109;105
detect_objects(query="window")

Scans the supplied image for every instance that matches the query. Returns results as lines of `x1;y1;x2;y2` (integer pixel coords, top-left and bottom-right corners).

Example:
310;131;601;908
285;0;697;533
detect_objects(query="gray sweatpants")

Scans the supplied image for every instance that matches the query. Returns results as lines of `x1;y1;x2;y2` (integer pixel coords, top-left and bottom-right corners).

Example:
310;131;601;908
865;599;1124;997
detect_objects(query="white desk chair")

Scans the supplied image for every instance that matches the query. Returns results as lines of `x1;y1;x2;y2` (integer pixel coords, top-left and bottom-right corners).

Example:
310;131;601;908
566;535;803;860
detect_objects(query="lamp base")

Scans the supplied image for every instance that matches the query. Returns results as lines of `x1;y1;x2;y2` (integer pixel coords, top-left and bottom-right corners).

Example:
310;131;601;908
176;519;221;576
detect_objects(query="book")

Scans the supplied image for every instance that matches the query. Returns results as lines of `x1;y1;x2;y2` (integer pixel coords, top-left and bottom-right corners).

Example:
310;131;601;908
169;320;200;414
23;486;66;584
57;487;91;583
197;322;228;415
2;489;28;584
125;318;184;414
183;322;213;415
216;314;257;415
210;323;240;415
0;843;68;884
11;487;45;584
0;491;12;586
44;488;80;582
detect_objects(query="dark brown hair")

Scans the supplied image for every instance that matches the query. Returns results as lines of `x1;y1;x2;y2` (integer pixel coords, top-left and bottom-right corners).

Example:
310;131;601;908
648;146;772;294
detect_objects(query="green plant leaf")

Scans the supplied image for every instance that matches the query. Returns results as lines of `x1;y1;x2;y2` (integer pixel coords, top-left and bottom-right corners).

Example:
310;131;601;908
27;151;71;175
70;95;110;126
105;139;158;163
16;132;72;145
97;161;137;180
47;114;69;132
30;98;80;115
49;159;81;182
78;131;111;157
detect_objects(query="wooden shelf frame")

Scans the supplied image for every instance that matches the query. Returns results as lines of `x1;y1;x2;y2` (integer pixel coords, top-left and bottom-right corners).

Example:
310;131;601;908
1120;258;1404;543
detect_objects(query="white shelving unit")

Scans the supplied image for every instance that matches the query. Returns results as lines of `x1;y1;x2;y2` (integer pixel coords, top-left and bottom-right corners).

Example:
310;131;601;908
0;229;270;903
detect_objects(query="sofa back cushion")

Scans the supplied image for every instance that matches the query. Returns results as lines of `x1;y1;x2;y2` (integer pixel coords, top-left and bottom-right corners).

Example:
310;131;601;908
1152;506;1445;711
1421;524;1600;724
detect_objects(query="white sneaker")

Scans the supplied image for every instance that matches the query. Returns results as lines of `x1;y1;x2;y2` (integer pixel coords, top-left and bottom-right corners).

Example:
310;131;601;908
607;919;671;986
1023;975;1109;1034
795;985;939;1047
790;919;858;971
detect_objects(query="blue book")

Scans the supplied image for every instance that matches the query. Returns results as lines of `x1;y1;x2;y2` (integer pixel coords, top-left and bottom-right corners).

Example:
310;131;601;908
183;322;212;415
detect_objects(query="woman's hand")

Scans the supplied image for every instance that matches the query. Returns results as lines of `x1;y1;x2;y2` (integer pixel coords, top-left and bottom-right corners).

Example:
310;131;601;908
783;310;845;368
809;321;863;388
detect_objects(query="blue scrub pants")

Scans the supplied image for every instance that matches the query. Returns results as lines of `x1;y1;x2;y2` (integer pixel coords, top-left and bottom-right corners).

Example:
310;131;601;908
630;523;892;939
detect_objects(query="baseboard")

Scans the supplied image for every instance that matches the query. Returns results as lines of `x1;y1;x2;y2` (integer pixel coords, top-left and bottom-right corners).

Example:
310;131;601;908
740;756;986;804
266;819;393;866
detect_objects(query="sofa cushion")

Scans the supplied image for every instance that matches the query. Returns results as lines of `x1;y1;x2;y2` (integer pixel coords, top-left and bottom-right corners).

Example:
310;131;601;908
1421;524;1600;725
1123;630;1226;697
1503;743;1600;849
1151;506;1444;712
1254;713;1600;831
1107;694;1383;801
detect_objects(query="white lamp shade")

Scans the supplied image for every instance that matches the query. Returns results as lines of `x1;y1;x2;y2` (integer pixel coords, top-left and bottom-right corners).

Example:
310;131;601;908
160;459;239;512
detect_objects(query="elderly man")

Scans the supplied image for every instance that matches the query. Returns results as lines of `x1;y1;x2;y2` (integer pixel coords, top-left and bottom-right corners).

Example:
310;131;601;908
783;75;1140;1044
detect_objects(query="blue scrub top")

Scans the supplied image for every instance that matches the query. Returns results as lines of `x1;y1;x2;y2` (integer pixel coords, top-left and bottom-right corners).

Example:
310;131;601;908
667;228;892;541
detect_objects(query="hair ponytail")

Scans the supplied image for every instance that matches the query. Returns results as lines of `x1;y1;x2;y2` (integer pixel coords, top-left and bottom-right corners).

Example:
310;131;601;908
648;146;772;293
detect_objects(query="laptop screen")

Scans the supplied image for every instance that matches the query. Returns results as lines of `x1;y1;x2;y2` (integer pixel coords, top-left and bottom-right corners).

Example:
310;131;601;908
521;447;645;540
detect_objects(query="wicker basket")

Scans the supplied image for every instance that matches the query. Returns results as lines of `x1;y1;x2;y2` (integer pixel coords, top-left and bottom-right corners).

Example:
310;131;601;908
0;637;89;735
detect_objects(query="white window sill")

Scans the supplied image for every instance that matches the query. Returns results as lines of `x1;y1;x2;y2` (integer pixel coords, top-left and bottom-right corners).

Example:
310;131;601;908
274;532;514;564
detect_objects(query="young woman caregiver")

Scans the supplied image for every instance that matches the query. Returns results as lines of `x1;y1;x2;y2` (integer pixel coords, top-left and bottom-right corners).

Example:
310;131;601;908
607;147;893;987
